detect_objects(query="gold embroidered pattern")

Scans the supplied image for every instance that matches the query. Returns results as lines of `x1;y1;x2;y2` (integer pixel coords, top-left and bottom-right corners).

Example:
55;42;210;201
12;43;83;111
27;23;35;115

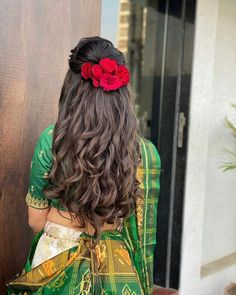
136;196;144;233
115;246;131;266
122;284;137;295
48;129;53;134
78;269;91;294
136;167;144;189
50;271;68;291
25;191;49;209
42;260;56;276
94;241;107;268
43;171;49;179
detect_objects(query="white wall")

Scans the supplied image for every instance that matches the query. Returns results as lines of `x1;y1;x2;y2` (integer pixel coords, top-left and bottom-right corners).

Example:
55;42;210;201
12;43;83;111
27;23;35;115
180;0;236;294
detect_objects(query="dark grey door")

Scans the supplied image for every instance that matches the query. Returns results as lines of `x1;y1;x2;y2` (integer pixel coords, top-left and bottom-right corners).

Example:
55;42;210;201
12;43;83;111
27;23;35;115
151;0;196;289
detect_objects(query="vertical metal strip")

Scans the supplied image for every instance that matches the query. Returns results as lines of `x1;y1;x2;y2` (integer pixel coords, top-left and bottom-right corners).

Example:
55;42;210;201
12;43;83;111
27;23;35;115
157;0;169;150
165;0;186;287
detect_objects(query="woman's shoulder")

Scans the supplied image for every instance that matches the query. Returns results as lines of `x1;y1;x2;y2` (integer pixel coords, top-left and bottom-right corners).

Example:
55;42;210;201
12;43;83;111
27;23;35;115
138;135;159;154
34;123;55;159
39;123;55;137
138;135;161;169
37;123;55;144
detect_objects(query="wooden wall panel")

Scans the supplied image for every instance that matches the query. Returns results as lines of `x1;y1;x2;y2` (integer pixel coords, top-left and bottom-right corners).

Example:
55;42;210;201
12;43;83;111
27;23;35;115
0;1;101;292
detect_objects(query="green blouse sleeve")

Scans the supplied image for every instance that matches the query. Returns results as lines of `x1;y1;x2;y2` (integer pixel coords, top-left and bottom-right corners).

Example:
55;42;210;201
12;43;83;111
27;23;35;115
25;124;54;209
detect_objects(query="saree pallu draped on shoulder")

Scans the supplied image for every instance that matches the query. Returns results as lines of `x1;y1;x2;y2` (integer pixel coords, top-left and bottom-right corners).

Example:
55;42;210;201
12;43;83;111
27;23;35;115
6;137;161;295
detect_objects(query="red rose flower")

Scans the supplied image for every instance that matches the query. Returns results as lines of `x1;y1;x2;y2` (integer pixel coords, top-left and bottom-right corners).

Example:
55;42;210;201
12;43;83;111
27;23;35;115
116;65;130;86
99;58;117;74
92;64;103;80
80;59;130;91
81;62;92;79
100;73;122;91
92;78;99;88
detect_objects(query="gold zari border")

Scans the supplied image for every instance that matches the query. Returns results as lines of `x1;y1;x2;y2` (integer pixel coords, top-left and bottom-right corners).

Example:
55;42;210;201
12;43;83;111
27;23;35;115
25;191;49;209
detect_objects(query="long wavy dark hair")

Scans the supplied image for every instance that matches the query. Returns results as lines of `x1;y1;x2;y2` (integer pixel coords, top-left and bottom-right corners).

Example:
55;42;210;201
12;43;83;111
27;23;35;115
43;36;142;239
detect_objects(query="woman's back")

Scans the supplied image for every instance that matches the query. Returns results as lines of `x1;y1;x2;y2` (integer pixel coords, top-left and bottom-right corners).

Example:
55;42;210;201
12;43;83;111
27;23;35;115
7;123;160;294
25;123;160;233
6;36;161;295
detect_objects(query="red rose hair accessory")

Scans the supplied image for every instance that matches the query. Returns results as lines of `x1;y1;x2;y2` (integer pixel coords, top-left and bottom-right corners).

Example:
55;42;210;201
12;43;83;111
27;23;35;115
81;58;130;91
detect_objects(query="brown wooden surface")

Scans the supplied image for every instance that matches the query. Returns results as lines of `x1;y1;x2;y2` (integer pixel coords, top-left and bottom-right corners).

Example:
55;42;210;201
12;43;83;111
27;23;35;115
0;1;101;292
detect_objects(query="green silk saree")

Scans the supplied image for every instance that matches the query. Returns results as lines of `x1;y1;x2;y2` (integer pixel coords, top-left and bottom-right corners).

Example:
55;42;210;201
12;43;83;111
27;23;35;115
6;125;161;295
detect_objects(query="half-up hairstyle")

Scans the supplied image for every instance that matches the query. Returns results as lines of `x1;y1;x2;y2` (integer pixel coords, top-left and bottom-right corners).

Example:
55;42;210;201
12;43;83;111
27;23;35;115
43;36;142;239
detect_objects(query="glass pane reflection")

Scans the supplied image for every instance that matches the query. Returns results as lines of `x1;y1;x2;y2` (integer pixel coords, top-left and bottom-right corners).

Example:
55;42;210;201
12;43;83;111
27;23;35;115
101;0;158;139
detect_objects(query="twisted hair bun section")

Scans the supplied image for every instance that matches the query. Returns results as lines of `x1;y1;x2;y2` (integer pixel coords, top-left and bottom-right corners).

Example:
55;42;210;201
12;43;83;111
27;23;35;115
68;36;125;73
